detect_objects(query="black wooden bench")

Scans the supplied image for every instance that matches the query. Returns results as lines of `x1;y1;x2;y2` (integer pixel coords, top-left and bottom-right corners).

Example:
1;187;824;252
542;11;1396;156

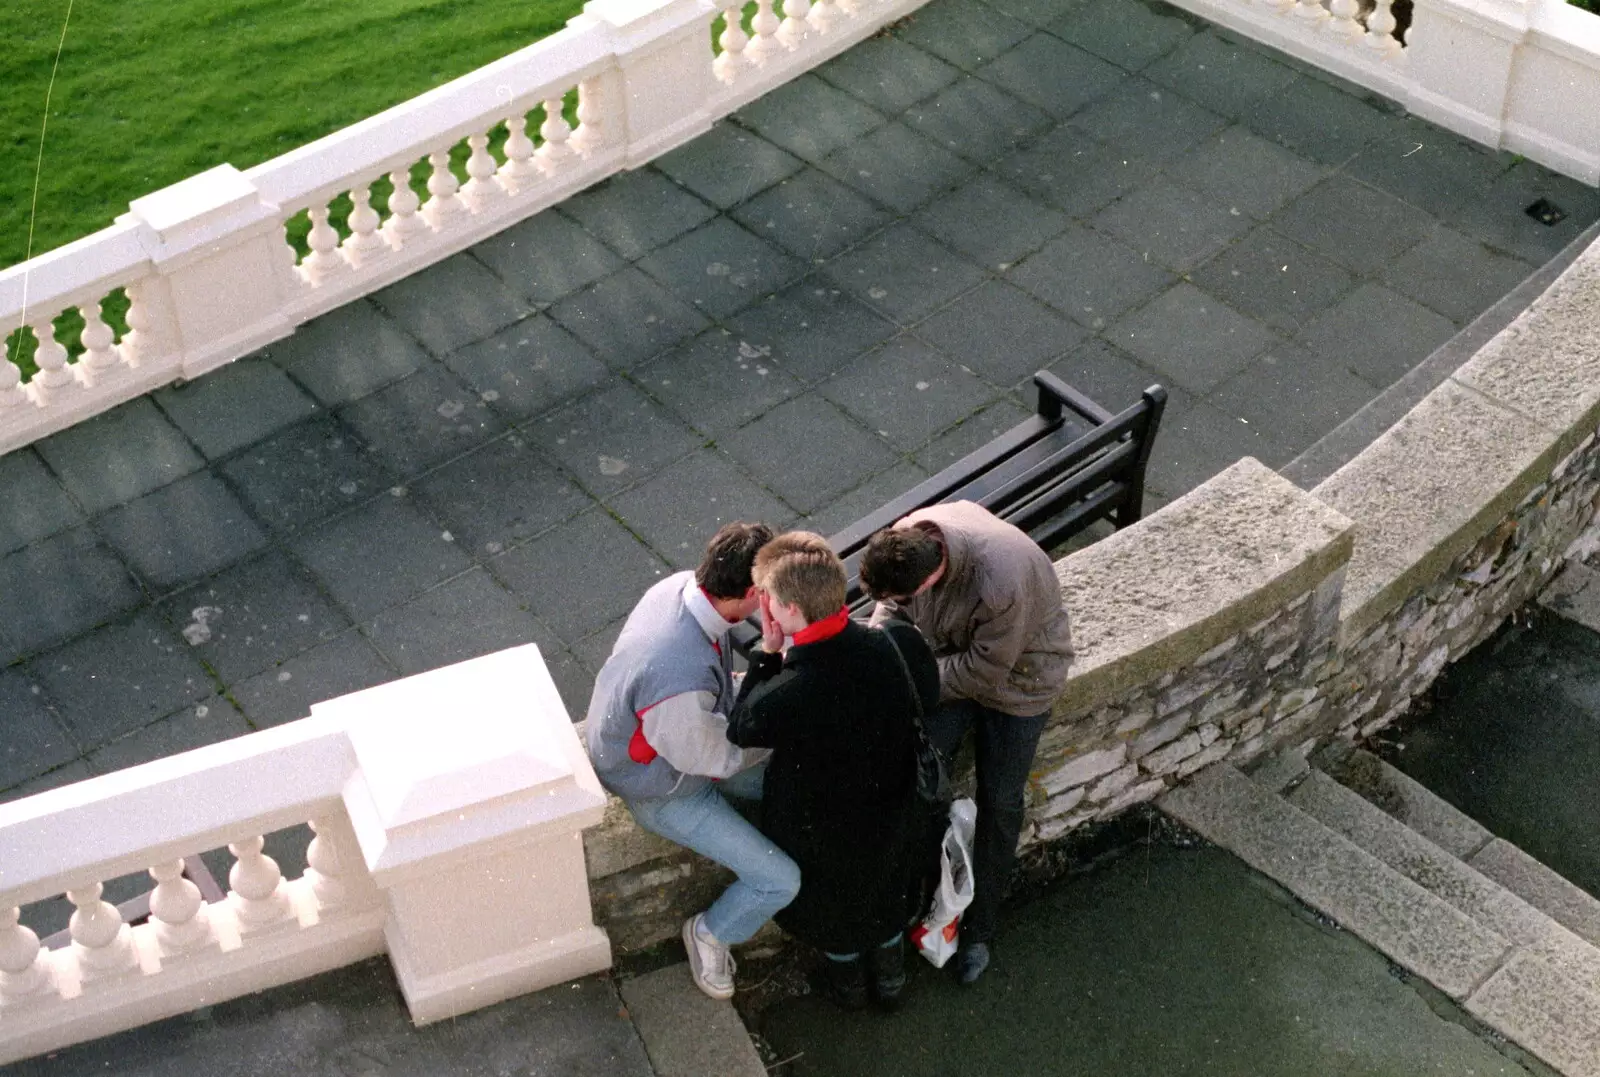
734;371;1166;651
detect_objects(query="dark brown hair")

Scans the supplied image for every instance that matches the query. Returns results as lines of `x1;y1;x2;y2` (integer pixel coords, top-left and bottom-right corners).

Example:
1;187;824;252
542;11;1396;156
859;527;943;601
695;522;776;599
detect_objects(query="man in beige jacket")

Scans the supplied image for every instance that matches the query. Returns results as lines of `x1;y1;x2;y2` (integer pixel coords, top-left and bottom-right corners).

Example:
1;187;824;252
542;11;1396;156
862;500;1073;984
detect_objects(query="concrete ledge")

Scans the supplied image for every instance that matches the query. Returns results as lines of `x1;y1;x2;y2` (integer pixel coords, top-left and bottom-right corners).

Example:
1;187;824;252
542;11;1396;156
1055;458;1354;718
1471;838;1600;950
1467;951;1600;1077
620;964;766;1077
1333;750;1493;860
1313;380;1559;641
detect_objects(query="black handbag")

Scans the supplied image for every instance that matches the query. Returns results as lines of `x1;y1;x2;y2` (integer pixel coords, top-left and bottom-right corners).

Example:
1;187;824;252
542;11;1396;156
878;627;952;807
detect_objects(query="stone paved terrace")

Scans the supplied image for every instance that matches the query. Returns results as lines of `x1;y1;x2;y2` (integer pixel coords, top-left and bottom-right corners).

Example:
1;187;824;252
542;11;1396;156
4;0;1600;813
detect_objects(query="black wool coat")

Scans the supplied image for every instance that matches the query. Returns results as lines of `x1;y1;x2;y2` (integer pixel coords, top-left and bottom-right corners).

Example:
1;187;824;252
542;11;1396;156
727;619;940;954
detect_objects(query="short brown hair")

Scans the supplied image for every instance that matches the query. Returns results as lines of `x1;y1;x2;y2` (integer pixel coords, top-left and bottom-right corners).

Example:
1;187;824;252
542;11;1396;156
752;531;846;623
696;522;776;599
859;527;944;601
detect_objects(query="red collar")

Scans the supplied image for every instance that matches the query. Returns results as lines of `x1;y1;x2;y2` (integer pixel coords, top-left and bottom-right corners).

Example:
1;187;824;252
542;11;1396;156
792;606;850;645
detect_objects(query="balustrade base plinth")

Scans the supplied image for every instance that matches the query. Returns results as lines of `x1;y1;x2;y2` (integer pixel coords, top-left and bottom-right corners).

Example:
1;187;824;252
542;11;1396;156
388;922;611;1026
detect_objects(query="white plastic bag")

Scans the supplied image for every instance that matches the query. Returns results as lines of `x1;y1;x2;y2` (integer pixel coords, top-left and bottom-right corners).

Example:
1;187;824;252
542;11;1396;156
910;797;977;968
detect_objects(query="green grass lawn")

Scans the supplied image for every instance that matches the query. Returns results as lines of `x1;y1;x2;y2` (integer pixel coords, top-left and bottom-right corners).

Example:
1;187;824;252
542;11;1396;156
2;0;590;273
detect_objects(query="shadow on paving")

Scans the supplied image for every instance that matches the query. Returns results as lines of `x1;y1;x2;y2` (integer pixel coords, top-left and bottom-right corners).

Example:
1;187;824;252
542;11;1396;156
0;960;652;1077
757;843;1550;1077
1378;611;1600;900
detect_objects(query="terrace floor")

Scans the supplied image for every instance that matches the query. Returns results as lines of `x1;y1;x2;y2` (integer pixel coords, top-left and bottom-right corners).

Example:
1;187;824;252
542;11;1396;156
3;0;1599;803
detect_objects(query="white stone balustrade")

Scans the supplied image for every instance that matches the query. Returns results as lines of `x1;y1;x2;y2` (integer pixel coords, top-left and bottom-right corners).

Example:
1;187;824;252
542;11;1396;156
0;643;604;1067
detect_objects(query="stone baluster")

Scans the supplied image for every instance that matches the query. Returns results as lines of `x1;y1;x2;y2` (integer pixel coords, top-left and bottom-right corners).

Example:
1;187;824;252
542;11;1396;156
567;77;609;157
0;341;26;409
1325;0;1363;36
382;163;429;246
342;183;390;267
299;203;349;285
119;282;153;367
714;6;751;82
76;299;121;377
536;97;575;174
421;149;469;230
461;131;504;212
1260;0;1296;16
302;815;380;915
498;112;540;194
746;0;782;63
1364;0;1402;54
66;884;140;983
0;906;54;1005
807;0;840;36
777;0;812;46
28;318;75;402
147;860;217;957
227;836;295;937
1293;0;1329;22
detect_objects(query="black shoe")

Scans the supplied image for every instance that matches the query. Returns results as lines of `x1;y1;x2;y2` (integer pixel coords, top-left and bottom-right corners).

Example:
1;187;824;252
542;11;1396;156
955;942;990;986
824;956;869;1011
868;938;907;1011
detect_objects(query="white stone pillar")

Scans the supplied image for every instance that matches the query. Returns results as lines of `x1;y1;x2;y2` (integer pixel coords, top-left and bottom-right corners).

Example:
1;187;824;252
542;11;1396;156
118;165;300;380
1404;0;1532;148
318;644;611;1026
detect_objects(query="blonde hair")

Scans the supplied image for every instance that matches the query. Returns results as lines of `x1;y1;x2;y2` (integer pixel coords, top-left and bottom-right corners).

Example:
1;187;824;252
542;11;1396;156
752;531;847;623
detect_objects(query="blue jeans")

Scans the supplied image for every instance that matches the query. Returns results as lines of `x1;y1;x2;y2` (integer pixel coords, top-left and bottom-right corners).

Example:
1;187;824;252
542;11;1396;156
625;765;800;945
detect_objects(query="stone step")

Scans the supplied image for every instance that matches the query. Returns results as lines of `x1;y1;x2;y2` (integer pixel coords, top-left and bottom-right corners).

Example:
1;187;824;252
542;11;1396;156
1467;951;1600;1077
1471;839;1600;951
619;964;766;1077
1160;764;1510;1000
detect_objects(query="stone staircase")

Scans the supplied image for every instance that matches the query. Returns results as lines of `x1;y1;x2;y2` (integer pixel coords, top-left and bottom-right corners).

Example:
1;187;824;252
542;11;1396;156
1163;749;1600;1077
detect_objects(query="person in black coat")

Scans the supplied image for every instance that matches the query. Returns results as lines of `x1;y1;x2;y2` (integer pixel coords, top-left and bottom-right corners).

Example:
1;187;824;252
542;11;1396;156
727;531;940;1010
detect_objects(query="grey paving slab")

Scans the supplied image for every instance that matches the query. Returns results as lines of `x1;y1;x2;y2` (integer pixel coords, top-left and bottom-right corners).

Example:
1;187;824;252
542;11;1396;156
1042;336;1174;412
289;495;473;621
915;174;1070;268
802;459;932;536
817;122;977;215
621;964;766;1077
1;760;91;803
1344;117;1513;221
0;449;82;557
731;166;894;261
0;525;143;659
913;396;1036;472
635;330;804;437
523;377;704;497
1009;223;1176;329
1467;952;1600;1077
1109;282;1278;395
1146;396;1289;495
653;123;804;210
915;279;1088;384
542;644;597;718
1066;78;1227;164
34;397;204;515
724;279;898;384
1093;175;1254;273
269;299;429;407
895;0;1033;70
822;222;988;324
609;449;795;569
28;608;213;750
904;75;1055;164
412;435;591;557
1190;224;1358;333
489;509;670;644
719;392;898;513
218;415;392;536
558;168;718;260
87;695;251;775
443;313;609;423
1048;0;1197;71
371;252;536;357
547;266;712;369
1382;225;1537;325
1445;160;1600;265
996;126;1152;217
1240;73;1401;166
732;73;887;163
363;567;555;676
337;363;507;475
636;217;807;319
469;208;626;305
231;629;397;728
979;0;1088;26
813;33;963;116
1269;175;1433;275
1296;282;1459;389
571;616;628;680
153;357;320;462
822;334;1000;450
976;31;1125;119
0;668;78;791
1166;124;1327;221
1208;341;1378;454
158;550;352;685
1143;29;1299;119
96;471;270;592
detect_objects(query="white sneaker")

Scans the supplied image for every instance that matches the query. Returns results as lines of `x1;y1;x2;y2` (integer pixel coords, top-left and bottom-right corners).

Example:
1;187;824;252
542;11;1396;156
683;913;736;1000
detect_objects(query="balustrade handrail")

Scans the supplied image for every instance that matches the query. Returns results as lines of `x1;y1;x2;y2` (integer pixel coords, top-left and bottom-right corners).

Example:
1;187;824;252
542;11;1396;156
0;223;148;333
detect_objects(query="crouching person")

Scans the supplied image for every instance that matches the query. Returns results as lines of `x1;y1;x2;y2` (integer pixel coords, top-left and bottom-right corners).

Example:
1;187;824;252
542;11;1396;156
727;532;940;1011
585;522;800;1001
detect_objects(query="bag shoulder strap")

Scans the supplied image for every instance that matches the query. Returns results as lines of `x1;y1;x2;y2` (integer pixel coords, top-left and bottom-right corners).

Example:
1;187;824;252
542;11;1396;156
876;624;926;724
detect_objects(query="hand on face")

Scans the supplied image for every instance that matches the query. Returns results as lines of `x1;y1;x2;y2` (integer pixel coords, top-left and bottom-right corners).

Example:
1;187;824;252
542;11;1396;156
758;589;786;653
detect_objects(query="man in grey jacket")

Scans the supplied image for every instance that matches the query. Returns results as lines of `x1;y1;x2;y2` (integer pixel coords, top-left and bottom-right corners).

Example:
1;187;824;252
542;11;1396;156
861;501;1073;985
586;522;798;1000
